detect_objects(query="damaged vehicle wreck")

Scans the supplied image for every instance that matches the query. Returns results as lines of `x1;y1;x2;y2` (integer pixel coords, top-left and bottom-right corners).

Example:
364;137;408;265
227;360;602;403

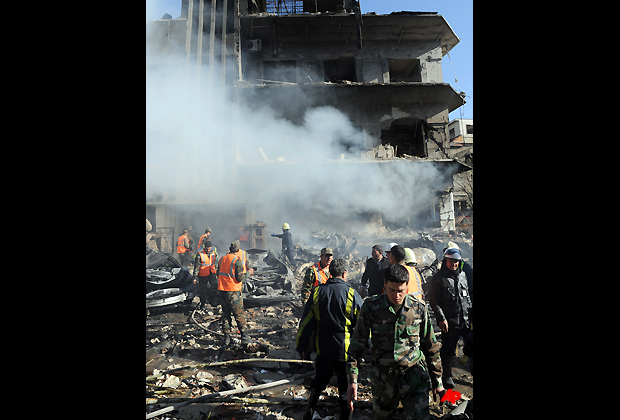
243;249;297;308
146;248;195;311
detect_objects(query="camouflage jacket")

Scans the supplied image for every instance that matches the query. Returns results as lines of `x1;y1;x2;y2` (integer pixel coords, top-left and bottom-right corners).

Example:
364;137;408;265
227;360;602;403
300;263;330;303
346;293;443;389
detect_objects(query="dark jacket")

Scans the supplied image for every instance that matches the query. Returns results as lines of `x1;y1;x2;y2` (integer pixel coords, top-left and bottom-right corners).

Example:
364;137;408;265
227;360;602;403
361;257;390;297
273;230;294;250
429;264;472;329
296;277;363;361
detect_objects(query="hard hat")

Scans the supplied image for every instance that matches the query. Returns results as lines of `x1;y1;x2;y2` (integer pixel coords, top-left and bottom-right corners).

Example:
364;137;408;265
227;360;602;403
282;223;291;230
443;241;461;254
404;248;418;265
444;248;462;260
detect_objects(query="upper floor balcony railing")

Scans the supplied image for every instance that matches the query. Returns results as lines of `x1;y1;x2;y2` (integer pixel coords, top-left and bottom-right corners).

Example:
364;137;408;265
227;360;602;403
265;0;357;16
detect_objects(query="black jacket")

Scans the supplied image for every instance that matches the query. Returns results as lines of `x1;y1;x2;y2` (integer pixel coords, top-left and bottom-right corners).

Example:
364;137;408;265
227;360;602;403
429;265;472;329
296;277;363;361
361;257;390;297
273;230;294;250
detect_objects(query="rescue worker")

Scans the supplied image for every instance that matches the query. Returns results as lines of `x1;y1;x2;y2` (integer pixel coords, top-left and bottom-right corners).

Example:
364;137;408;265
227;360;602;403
388;245;424;303
300;248;333;303
197;228;217;255
217;241;254;347
177;229;192;268
297;259;363;420
429;247;472;389
347;264;445;420
192;240;219;311
299;247;334;361
404;247;426;300
271;223;295;267
442;241;474;303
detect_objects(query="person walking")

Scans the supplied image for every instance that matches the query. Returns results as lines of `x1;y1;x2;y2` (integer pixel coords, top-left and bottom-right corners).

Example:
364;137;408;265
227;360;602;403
360;245;390;298
217;241;254;347
192;240;219;310
347;264;444;420
429;247;472;389
297;259;363;420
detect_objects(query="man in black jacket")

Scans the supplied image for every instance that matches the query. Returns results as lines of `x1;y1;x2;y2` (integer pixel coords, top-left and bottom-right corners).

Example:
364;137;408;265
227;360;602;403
429;247;472;389
272;223;295;267
360;245;391;297
296;259;363;420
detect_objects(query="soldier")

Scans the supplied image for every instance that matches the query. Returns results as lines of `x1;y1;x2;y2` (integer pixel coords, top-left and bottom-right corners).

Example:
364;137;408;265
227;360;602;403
300;248;333;303
347;264;445;420
217;241;254;347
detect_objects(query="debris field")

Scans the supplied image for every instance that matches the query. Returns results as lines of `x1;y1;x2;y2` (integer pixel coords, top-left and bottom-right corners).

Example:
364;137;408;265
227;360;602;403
146;232;473;420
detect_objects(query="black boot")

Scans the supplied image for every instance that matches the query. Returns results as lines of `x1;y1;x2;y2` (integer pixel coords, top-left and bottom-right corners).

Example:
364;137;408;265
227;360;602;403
441;351;455;389
303;388;321;420
338;394;353;420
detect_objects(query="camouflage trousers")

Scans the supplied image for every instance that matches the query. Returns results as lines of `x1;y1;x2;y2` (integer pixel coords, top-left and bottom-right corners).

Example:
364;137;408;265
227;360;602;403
370;364;431;420
196;275;219;308
219;291;247;334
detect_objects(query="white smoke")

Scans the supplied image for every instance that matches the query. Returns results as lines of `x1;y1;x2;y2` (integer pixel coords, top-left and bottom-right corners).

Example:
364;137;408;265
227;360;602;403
146;10;457;242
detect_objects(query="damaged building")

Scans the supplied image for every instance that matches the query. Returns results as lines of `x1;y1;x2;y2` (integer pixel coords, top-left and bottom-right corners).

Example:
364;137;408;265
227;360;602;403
146;0;471;257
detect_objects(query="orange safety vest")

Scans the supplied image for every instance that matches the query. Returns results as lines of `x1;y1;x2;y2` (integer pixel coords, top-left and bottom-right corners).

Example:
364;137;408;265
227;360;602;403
311;263;330;288
177;234;190;254
198;252;217;277
235;249;248;274
218;253;242;292
405;265;424;302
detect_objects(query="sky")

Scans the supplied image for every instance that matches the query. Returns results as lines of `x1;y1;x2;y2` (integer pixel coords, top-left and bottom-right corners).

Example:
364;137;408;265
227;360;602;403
145;0;473;120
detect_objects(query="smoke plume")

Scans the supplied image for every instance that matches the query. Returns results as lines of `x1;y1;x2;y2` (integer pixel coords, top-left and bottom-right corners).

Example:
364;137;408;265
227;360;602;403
146;12;456;243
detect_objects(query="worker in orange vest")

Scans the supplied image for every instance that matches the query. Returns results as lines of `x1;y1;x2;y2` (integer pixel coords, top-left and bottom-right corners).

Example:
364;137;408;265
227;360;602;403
388;245;424;303
404;247;425;303
300;248;333;304
192;240;219;311
217;241;254;348
177;229;192;268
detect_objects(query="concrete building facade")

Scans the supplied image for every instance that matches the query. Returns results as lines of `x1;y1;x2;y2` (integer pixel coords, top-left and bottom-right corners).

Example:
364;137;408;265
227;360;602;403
146;0;469;256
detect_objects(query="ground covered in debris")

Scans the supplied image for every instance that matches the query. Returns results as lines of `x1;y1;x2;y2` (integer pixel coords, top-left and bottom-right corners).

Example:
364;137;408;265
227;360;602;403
146;296;473;419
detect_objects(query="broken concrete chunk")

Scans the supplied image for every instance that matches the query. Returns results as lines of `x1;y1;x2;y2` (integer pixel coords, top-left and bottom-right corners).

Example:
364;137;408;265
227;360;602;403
162;375;181;389
221;373;249;391
196;371;213;381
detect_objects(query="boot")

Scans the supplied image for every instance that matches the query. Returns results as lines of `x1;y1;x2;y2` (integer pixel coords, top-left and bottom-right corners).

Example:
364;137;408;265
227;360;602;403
303;388;321;420
442;352;455;389
338;394;353;420
241;331;252;345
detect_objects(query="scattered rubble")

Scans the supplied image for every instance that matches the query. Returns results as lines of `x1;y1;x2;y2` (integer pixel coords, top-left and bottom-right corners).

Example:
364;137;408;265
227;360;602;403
146;230;473;419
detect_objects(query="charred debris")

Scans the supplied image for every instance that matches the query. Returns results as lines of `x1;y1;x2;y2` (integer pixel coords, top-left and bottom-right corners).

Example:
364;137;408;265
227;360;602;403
146;227;473;419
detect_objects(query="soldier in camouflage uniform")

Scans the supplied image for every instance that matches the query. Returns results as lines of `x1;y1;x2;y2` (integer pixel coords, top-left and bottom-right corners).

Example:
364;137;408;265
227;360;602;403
347;264;445;420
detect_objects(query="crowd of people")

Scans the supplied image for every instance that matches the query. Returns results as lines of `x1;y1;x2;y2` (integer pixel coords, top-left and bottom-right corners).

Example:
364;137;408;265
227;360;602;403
176;224;473;420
